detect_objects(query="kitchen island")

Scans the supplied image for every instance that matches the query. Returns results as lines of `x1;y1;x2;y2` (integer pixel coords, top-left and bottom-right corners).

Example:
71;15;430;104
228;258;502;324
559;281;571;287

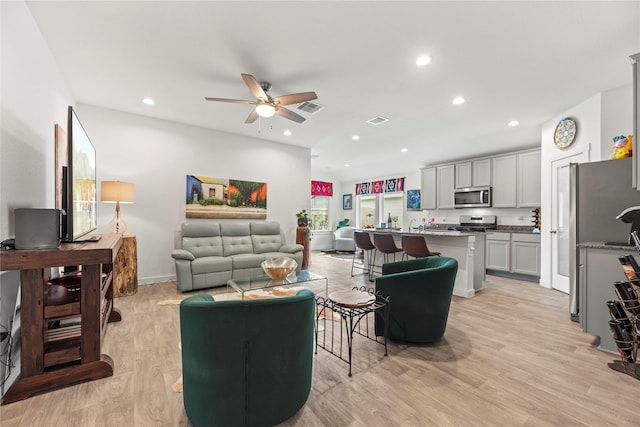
363;229;485;298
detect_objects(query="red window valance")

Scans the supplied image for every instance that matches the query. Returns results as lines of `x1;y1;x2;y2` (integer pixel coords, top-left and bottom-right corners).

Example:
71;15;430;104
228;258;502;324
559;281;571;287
311;180;333;196
355;177;404;195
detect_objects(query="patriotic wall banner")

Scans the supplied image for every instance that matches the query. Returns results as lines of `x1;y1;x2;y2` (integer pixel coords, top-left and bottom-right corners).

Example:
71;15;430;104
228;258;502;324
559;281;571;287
311;180;333;196
356;177;404;195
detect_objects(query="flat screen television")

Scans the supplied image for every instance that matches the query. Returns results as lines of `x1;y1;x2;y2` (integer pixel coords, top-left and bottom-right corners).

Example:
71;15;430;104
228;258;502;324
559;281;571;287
61;106;97;242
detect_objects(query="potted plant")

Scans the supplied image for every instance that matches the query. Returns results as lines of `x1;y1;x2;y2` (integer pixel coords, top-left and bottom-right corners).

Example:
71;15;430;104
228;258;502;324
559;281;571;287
296;209;309;227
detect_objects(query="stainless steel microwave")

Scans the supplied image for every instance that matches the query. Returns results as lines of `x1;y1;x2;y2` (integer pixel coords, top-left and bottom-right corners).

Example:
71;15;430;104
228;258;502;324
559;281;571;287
454;186;492;208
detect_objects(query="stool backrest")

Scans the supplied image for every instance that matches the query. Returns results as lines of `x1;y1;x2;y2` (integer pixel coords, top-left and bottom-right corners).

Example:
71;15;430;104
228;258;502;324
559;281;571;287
354;231;375;250
373;233;400;253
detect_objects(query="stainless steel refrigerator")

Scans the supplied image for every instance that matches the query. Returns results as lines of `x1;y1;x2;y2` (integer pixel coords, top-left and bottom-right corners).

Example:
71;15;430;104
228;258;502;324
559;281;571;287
569;157;640;320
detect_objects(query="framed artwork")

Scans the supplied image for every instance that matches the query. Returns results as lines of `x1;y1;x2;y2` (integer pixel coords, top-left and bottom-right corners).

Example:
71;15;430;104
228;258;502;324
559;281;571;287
185;175;267;219
343;194;352;210
406;189;421;211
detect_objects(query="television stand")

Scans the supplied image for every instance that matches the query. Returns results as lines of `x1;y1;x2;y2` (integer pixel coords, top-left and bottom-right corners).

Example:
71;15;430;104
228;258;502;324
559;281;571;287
0;234;122;404
73;235;102;243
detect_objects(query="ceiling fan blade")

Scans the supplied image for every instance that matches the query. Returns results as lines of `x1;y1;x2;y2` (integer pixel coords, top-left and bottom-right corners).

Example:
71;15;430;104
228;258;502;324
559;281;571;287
273;92;318;106
275;106;306;123
241;73;268;101
245;109;259;124
205;97;256;105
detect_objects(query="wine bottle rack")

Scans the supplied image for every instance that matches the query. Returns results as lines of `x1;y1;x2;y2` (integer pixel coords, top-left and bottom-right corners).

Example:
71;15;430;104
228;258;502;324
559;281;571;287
607;235;640;380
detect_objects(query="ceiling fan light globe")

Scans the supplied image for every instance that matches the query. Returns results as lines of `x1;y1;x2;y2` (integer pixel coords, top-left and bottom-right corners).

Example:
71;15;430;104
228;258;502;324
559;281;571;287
255;104;276;117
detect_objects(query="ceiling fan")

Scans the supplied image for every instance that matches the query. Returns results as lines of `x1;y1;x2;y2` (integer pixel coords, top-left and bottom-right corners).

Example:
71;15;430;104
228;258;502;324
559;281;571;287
205;73;318;124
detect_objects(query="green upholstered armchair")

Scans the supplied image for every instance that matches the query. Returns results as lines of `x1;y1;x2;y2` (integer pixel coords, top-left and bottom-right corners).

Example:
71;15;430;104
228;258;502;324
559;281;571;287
375;257;458;343
180;290;316;427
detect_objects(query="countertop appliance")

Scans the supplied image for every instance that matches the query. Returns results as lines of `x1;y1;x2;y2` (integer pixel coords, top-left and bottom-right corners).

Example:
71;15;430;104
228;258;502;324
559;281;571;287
454;186;491;208
569;157;640;321
450;215;497;232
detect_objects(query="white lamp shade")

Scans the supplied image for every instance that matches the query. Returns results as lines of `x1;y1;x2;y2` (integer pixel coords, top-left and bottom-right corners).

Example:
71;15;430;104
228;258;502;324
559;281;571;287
101;181;135;203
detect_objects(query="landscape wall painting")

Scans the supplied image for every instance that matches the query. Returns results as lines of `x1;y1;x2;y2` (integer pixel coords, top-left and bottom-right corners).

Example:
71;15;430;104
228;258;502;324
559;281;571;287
185;175;267;219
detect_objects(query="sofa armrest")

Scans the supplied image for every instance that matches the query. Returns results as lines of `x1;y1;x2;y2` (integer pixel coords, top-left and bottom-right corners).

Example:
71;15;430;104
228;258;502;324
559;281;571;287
171;249;195;261
279;243;303;253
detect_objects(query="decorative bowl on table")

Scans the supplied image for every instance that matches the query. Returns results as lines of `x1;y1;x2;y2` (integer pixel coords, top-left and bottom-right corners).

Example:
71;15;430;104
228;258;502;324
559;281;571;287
261;257;297;280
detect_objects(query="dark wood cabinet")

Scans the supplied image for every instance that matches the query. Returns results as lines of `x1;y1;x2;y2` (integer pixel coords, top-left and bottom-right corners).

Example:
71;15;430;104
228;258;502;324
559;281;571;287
0;234;122;404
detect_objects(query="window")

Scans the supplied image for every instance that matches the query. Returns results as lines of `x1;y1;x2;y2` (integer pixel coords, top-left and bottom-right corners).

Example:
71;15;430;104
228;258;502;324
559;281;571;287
358;195;376;228
311;196;330;230
382;193;403;228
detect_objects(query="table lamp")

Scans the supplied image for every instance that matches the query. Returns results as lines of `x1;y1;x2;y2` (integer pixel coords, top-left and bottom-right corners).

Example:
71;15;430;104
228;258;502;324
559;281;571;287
101;181;134;234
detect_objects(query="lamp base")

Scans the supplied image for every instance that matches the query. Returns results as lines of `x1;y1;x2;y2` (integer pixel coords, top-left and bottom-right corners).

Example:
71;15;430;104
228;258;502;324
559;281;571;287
107;214;127;234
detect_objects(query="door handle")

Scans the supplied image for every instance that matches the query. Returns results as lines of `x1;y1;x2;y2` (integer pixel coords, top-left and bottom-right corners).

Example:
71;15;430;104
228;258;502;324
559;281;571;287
550;230;557;234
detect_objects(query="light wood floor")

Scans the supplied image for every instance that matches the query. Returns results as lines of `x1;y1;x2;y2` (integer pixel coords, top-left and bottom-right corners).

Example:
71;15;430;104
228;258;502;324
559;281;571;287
2;251;639;426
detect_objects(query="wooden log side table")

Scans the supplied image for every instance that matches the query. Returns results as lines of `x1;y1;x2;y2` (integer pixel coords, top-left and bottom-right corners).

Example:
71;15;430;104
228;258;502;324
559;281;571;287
296;227;310;269
113;234;138;297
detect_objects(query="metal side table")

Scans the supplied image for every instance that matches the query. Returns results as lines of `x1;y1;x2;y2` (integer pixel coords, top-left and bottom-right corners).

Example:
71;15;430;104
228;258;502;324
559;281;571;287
315;286;389;376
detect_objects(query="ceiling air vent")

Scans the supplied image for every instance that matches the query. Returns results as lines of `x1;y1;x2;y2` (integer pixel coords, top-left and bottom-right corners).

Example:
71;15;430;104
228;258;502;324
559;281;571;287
297;101;325;114
366;116;389;125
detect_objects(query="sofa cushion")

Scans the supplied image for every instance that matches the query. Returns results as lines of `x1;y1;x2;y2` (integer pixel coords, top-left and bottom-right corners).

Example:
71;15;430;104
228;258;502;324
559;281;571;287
229;253;265;270
181;223;224;257
250;221;284;254
221;223;253;256
191;256;233;275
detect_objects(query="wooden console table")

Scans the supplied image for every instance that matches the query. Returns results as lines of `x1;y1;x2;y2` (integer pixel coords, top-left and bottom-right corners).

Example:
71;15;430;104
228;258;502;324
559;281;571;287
0;234;122;404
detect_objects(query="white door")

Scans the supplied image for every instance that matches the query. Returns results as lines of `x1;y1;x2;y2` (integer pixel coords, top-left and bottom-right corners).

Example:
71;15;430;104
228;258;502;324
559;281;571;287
551;152;588;293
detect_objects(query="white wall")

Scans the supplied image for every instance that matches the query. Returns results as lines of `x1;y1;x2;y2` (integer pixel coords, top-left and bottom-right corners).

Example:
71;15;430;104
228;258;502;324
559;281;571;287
601;84;633;160
0;0;77;397
540;87;633;289
79;105;311;284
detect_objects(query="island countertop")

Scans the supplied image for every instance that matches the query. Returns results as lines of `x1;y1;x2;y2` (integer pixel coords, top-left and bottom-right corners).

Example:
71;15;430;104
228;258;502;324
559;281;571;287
359;228;485;298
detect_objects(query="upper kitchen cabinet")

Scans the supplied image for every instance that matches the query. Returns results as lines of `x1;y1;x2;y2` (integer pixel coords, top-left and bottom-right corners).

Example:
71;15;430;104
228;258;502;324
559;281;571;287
455;162;472;188
517;149;541;207
455;159;491;188
492;150;540;208
437;164;455;209
472;158;492;187
421;167;437;210
492;154;517;207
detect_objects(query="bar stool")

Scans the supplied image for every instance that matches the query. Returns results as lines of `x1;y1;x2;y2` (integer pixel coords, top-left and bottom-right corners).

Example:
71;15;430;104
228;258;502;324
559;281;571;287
401;234;441;260
351;231;376;280
372;233;403;279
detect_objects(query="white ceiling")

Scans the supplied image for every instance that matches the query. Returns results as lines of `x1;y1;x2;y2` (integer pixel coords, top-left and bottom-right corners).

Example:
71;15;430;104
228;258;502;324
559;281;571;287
25;1;640;182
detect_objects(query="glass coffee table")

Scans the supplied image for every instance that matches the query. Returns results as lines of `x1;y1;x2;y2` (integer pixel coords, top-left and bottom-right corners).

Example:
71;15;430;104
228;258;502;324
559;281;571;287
227;270;328;300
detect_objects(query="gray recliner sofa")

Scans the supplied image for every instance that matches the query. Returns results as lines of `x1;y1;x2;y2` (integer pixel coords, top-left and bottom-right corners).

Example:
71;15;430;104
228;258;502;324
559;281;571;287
171;221;304;292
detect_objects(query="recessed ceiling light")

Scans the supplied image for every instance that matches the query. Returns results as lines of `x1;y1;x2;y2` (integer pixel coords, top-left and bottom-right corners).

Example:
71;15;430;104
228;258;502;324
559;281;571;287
452;97;465;105
508;120;519;127
416;55;431;66
401;148;408;153
283;130;292;136
352;135;360;140
142;97;155;105
344;164;350;168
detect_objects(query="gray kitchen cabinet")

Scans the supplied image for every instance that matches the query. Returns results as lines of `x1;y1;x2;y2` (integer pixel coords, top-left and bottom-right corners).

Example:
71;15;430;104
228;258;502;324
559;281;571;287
485;232;510;271
578;244;630;354
456;159;491;188
517;150;541;207
473;158;492;187
631;52;639;189
486;232;540;277
421;167;437;209
510;233;541;276
491;155;517;207
437;164;455;209
455;162;472;188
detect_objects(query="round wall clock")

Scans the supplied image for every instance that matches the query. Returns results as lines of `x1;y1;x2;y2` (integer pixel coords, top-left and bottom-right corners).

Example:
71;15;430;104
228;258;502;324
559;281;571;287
554;117;577;148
